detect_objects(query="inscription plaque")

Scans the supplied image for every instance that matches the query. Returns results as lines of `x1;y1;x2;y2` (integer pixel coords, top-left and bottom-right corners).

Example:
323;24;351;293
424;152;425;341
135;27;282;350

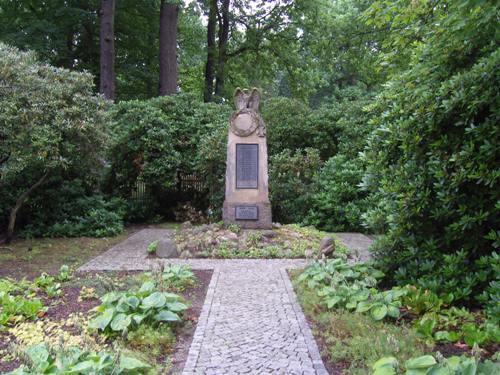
235;205;259;220
236;143;258;189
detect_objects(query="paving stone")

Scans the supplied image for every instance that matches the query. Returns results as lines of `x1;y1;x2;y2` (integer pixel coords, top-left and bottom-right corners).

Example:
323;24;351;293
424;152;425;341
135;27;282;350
79;229;335;374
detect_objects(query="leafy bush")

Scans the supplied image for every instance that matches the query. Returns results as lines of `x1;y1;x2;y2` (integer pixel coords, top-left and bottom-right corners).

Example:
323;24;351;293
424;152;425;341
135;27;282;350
307;154;370;231
104;94;231;217
7;343;150;374
0;43;107;240
362;1;500;307
88;281;187;335
21;195;127;238
269;148;322;223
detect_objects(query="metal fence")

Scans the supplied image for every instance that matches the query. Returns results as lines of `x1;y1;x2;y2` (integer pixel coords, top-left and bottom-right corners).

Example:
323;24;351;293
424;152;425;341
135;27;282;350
131;172;203;203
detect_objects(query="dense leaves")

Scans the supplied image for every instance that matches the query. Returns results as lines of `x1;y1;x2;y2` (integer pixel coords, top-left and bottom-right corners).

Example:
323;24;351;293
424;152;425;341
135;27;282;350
362;1;500;308
0;43;110;238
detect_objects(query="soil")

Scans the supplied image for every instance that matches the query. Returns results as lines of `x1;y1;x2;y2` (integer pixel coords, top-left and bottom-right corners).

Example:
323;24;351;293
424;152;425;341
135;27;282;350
168;269;212;375
0;269;213;374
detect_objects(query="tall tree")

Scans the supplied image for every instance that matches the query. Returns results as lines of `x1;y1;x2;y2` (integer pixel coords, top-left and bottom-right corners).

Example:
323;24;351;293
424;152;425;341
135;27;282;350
99;0;115;99
203;0;217;102
159;0;179;95
214;0;230;98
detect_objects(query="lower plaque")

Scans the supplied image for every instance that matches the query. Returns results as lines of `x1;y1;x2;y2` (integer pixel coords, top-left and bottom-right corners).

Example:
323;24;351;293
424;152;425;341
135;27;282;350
235;206;258;220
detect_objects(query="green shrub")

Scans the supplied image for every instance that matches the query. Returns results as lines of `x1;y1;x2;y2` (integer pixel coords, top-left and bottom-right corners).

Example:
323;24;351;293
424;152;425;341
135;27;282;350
269;148;322;224
21;195;126;238
362;1;500;306
0;43;107;239
307;154;370;231
104;94;231;217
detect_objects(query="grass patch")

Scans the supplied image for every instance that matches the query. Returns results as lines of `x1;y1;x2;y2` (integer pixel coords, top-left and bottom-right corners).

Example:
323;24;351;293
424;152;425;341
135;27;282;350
154;222;180;230
0;228;137;279
290;270;428;374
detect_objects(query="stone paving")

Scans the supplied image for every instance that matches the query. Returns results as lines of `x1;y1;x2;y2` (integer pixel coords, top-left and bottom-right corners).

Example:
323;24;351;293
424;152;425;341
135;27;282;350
79;228;373;374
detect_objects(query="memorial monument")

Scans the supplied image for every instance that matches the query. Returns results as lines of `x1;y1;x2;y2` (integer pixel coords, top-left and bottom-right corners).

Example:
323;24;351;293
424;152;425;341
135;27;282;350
222;88;272;229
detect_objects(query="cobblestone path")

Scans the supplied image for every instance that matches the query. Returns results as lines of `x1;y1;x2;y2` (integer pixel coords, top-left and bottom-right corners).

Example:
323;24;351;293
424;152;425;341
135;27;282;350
79;229;331;374
183;263;327;375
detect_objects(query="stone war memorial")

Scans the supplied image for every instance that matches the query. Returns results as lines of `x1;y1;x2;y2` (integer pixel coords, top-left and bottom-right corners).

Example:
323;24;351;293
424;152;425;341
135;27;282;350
222;88;272;229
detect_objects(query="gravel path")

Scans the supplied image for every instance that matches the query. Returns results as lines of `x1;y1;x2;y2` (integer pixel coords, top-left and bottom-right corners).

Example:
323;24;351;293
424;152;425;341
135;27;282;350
79;228;373;374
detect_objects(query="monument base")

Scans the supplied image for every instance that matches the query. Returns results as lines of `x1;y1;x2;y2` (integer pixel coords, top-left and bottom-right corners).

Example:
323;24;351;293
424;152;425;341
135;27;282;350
223;201;272;229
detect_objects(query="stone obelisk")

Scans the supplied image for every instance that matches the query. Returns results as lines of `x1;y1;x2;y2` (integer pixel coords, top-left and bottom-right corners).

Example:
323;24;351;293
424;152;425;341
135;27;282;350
222;88;272;229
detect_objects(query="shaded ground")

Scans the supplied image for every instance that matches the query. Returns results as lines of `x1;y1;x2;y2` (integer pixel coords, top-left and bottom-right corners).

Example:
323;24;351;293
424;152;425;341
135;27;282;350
0;229;137;279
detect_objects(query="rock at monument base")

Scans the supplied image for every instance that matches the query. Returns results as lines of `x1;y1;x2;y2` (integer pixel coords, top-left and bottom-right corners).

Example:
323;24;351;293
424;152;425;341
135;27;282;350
156;238;179;258
319;236;335;257
261;229;277;238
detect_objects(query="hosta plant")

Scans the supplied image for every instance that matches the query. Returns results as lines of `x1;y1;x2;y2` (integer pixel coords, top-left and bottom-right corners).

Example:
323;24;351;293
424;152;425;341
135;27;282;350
372;354;499;375
7;343;150;374
0;291;44;329
88;281;187;335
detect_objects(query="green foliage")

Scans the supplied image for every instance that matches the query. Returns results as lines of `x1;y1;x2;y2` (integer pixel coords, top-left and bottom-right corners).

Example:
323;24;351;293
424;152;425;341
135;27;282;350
307;154;370;231
269;148;322;224
292;272;426;375
147;241;158;254
125;324;175;359
88;281;187;336
7;343;151;374
0;292;43;329
298;259;406;321
152;265;196;292
22;195;127;238
57;265;71;282
0;43;107;236
32;274;61;298
160;265;195;290
105;94;231;216
372;354;499;375
363;0;500;306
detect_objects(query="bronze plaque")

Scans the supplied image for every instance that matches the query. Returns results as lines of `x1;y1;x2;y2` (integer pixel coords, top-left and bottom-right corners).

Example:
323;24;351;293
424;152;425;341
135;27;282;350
236;143;258;189
235;206;259;220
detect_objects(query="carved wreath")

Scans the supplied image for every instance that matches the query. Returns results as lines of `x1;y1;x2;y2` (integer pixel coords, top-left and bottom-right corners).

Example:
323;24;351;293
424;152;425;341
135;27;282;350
230;87;266;137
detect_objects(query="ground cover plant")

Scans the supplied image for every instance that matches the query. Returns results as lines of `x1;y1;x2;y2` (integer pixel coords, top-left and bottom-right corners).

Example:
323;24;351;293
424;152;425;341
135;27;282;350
0;264;208;374
157;223;350;259
292;259;500;374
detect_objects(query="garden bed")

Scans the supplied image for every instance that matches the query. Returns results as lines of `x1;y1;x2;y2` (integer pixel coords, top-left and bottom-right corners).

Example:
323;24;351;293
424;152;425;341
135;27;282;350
0;266;212;374
150;222;351;260
289;262;500;374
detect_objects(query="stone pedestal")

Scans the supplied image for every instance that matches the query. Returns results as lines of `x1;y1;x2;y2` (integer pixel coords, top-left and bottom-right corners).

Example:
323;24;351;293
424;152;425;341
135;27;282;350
222;88;272;229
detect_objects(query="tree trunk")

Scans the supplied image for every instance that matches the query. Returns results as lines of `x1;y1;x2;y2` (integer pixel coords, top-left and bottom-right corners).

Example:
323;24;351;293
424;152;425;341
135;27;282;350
203;0;217;102
6;172;49;244
99;0;115;100
215;0;230;98
159;1;179;96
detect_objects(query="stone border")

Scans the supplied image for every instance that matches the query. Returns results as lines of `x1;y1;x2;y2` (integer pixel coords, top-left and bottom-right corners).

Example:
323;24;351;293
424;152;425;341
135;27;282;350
280;269;329;375
182;267;221;374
